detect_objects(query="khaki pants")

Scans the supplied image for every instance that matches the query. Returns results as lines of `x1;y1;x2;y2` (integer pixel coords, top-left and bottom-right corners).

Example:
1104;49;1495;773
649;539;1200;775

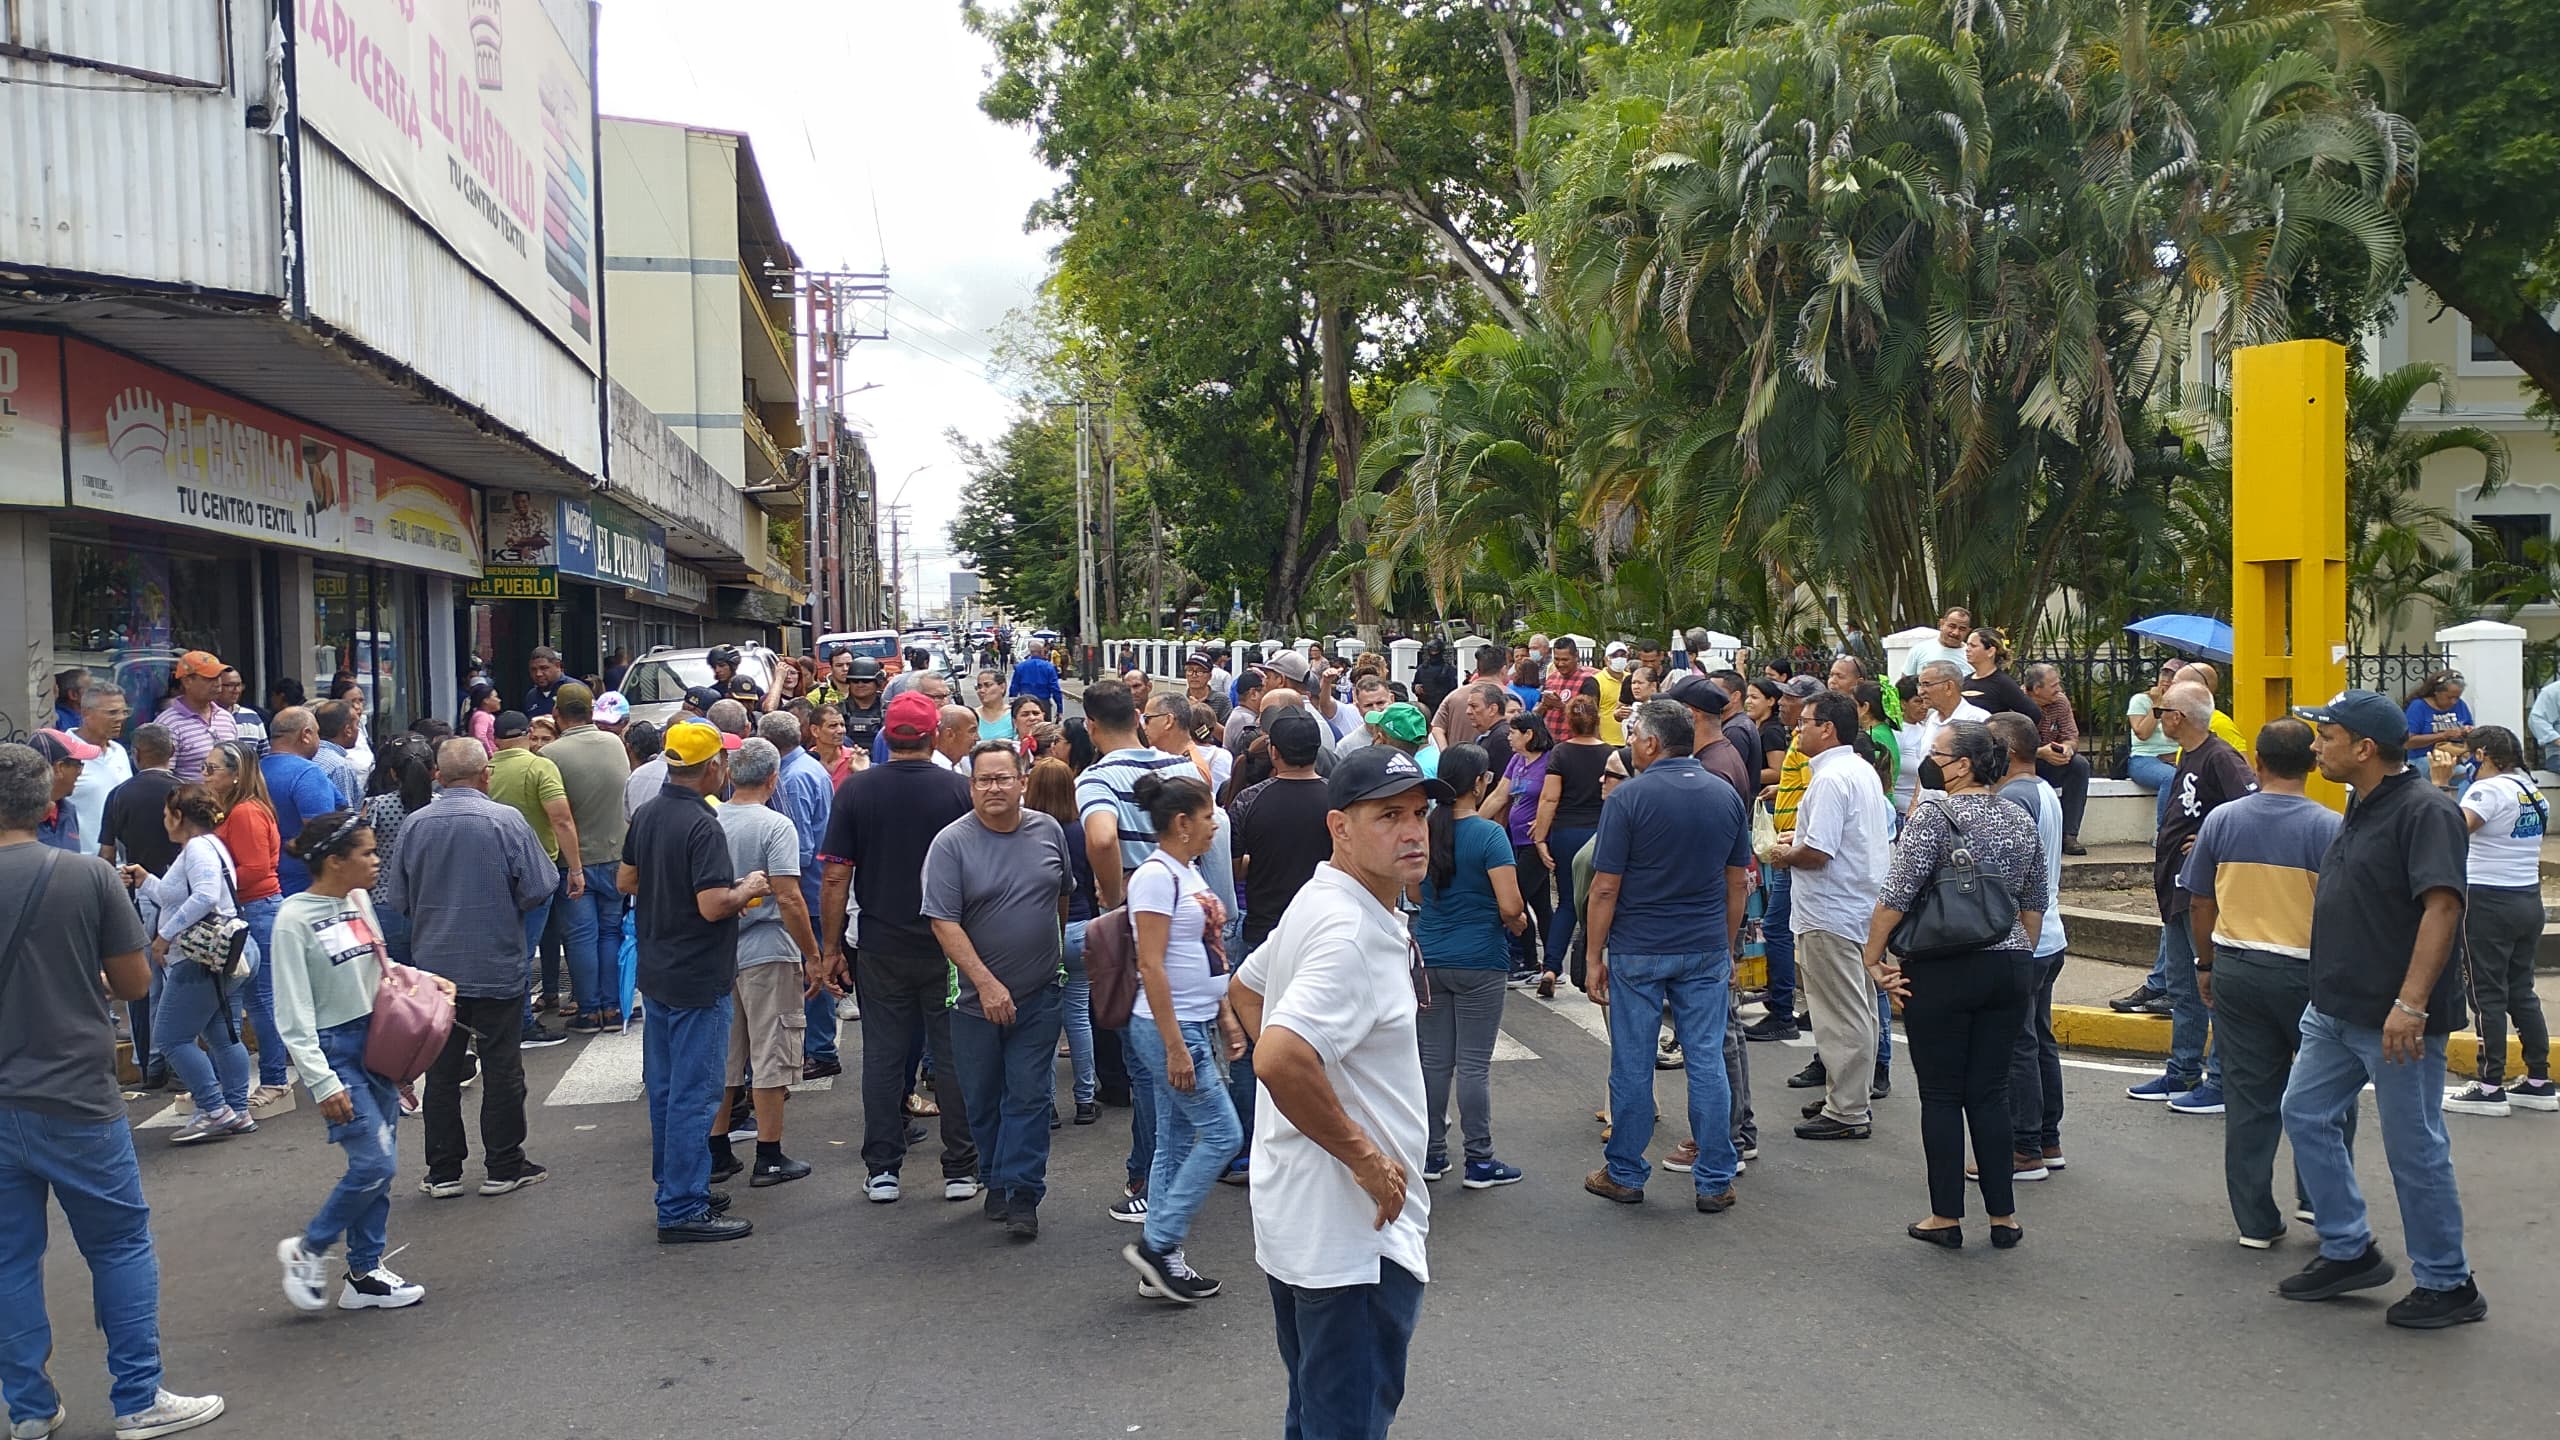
1797;929;1878;1123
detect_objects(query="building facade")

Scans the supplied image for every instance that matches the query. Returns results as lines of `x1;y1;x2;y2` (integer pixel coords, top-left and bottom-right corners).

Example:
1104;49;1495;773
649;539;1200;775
599;117;807;648
0;1;786;736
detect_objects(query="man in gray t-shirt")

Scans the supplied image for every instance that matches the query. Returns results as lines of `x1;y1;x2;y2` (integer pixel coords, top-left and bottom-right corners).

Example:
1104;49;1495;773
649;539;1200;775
712;740;820;1188
0;743;227;1432
922;742;1074;1235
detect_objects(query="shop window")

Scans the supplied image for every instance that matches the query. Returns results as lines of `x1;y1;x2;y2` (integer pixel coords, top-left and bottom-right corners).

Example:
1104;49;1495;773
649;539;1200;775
50;531;250;738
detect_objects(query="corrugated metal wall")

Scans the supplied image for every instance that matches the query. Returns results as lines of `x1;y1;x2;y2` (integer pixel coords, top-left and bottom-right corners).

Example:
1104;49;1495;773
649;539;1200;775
300;139;605;479
0;0;281;293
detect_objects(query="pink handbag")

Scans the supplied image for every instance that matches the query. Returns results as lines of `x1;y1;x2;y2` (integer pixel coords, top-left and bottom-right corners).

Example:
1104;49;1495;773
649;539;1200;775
362;939;456;1085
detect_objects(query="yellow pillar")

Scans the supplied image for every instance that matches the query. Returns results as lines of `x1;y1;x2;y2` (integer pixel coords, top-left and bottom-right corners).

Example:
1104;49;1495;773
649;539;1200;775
2230;339;2349;810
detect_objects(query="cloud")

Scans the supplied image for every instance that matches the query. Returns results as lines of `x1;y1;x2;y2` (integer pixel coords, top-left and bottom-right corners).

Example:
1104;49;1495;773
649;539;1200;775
596;0;1060;618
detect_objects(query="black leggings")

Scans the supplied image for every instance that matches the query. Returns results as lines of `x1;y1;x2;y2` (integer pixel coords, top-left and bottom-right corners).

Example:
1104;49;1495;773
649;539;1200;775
1511;843;1553;973
1902;948;2036;1221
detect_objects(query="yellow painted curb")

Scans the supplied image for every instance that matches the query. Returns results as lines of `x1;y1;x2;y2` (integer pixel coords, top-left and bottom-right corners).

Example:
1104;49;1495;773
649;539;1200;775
2051;1004;2526;1077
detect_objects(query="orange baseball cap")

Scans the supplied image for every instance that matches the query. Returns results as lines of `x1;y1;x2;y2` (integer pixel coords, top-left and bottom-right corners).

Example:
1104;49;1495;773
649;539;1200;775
173;651;225;680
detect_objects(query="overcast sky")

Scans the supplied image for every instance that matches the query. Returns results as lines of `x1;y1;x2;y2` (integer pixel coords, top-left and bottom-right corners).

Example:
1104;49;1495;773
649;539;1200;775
595;0;1056;622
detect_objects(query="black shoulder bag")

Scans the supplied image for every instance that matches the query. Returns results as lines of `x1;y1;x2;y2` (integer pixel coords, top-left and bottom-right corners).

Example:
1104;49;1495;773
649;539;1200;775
1887;799;2019;961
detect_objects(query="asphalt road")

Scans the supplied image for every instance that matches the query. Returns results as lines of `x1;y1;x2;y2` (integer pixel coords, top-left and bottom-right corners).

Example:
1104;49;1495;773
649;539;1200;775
30;982;2553;1440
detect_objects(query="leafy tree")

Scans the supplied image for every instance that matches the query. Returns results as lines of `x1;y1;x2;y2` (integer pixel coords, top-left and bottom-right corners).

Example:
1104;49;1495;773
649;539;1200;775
948;417;1083;634
2365;0;2560;412
1515;0;2412;644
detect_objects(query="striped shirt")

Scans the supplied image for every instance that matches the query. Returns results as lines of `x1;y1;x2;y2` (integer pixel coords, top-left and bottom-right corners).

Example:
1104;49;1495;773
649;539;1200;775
2178;791;2338;959
155;698;236;785
1075;746;1190;875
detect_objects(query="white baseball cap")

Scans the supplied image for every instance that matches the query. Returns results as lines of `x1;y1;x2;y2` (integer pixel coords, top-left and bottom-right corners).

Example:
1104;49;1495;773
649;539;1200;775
593;691;630;725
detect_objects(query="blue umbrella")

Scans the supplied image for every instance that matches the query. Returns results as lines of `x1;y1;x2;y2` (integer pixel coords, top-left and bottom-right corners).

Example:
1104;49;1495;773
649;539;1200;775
2125;613;2234;664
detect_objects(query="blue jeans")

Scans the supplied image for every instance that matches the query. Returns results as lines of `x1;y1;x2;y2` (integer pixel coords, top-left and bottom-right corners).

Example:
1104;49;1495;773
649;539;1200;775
643;998;734;1228
1762;867;1797;1018
153;960;250;1117
0;1104;163;1422
2283;1007;2470;1289
1128;1017;1242;1255
1061;920;1096;1104
2128;752;2177;833
566;862;621;1018
1122;1023;1159;1189
801;876;837;1063
1268;1259;1424;1440
2157;914;2219;1086
1604;950;1738;1192
304;1017;400;1273
518;894;556;1030
239;894;287;1085
1542;826;1597;975
946;983;1065;1205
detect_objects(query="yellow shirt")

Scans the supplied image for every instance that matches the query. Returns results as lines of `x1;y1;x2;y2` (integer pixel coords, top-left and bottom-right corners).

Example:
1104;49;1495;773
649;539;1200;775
1773;738;1811;831
2180;709;2249;760
1594;669;1626;745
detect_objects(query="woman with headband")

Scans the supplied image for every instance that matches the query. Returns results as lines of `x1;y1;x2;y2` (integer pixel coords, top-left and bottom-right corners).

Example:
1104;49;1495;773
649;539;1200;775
270;809;453;1315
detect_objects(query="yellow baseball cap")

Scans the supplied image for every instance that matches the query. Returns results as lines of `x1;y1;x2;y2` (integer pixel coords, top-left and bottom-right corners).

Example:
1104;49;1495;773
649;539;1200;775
662;721;735;767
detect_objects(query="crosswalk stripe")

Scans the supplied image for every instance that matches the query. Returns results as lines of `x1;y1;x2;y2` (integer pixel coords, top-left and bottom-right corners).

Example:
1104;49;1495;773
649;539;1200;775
544;1029;834;1106
1490;1031;1537;1062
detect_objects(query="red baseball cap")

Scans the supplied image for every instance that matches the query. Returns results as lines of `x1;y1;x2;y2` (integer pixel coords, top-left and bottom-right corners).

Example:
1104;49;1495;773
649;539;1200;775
30;729;102;764
885;690;941;744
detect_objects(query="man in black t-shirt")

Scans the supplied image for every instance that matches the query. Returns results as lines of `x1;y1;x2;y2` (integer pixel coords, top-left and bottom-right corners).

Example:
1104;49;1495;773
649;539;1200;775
818;690;978;1201
99;723;183;1089
2127;682;2256;1107
2278;690;2481;1329
620;723;769;1244
1227;710;1334;1159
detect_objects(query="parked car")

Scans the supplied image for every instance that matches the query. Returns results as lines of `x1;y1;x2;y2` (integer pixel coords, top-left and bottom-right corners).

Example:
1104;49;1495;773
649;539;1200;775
618;644;779;728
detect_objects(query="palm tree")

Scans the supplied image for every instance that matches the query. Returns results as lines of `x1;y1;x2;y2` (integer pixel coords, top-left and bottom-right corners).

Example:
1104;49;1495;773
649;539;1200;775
1518;0;2412;642
2342;360;2509;645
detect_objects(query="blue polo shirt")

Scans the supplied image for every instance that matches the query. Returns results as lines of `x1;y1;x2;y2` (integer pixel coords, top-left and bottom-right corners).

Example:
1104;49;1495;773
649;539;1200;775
1589;754;1750;955
262;751;345;896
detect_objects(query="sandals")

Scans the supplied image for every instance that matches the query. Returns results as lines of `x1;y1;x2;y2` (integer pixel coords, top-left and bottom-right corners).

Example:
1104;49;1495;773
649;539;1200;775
904;1092;941;1118
556;996;579;1018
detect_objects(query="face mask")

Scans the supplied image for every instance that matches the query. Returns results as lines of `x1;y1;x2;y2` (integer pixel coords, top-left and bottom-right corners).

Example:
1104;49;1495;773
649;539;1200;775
1917;756;1948;791
1607;656;1628;674
1531;648;1548;663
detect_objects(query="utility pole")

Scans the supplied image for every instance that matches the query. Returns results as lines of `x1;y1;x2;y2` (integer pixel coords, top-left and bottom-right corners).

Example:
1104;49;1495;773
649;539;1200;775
886;505;907;632
1099;405;1120;633
1074;400;1098;676
790;267;888;635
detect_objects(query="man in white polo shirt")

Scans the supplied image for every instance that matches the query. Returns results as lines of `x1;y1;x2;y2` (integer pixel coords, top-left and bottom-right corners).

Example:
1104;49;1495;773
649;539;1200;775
1233;745;1444;1439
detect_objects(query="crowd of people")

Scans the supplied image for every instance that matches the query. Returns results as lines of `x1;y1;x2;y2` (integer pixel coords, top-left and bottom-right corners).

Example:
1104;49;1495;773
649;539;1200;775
2;616;2519;1439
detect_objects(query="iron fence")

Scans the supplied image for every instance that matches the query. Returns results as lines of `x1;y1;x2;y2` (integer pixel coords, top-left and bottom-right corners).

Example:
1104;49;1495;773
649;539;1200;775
1742;634;2450;771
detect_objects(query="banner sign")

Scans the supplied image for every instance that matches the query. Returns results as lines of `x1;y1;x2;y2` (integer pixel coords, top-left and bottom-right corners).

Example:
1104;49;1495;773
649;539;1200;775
560;493;666;594
294;0;601;372
469;564;558;600
62;339;483;578
0;329;65;507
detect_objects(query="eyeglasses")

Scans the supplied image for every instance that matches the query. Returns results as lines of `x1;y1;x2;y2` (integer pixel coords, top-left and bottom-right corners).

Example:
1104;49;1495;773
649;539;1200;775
971;774;1023;789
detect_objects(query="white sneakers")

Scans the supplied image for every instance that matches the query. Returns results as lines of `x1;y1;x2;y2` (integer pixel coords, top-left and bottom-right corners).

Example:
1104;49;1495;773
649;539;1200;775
865;1173;901;1203
11;1404;66;1439
276;1237;329;1311
943;1176;982;1202
337;1267;426;1311
111;1390;224;1439
280;1237;425;1312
